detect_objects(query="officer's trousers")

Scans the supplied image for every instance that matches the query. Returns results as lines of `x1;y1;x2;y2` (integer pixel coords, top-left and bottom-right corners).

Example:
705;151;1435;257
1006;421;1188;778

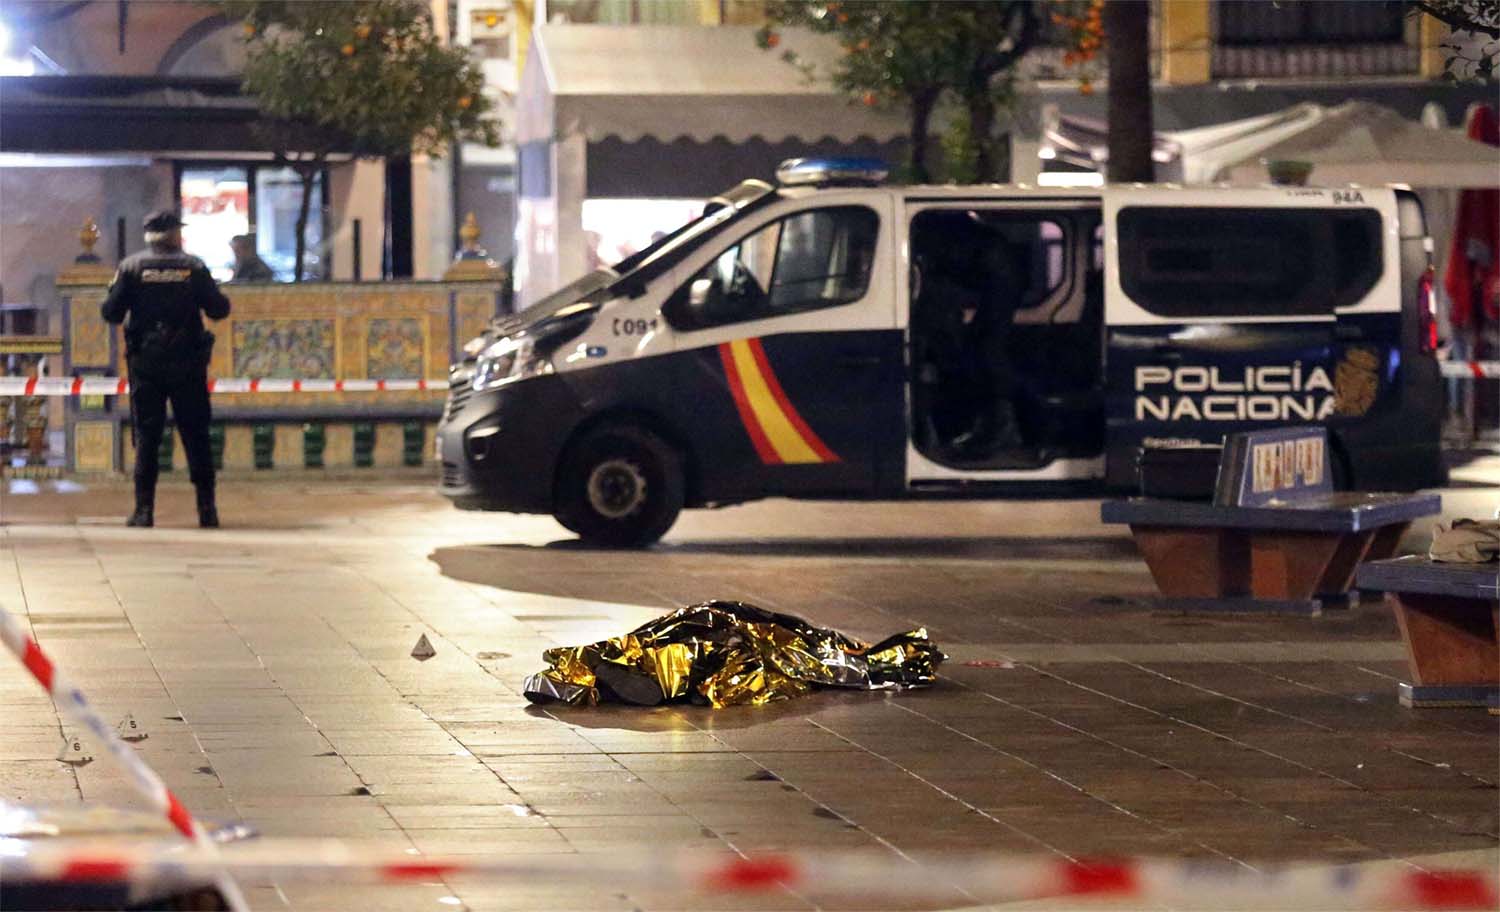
130;368;214;495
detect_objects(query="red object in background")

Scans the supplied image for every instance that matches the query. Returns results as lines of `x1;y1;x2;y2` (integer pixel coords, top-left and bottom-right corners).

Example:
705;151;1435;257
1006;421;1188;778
1445;104;1500;329
181;186;249;217
1418;265;1438;354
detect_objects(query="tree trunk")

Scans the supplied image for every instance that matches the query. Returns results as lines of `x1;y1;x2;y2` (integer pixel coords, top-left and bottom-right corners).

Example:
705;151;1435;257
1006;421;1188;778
293;163;317;282
908;88;939;184
966;84;998;182
1105;0;1155;183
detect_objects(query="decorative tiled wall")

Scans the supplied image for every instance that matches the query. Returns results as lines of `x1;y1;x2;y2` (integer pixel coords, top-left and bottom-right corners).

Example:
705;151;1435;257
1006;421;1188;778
58;279;504;473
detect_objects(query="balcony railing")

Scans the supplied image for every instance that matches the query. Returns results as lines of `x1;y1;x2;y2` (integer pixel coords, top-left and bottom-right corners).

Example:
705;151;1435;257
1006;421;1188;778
1212;42;1421;79
1211;0;1421;79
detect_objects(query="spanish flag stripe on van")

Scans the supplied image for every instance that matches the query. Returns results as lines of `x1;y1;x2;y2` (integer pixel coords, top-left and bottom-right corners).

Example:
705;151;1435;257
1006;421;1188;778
745;338;839;463
718;338;839;465
717;342;779;464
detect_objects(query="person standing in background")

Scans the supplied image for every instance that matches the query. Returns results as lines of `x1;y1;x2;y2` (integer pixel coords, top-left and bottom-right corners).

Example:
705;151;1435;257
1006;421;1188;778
101;211;231;528
229;234;275;283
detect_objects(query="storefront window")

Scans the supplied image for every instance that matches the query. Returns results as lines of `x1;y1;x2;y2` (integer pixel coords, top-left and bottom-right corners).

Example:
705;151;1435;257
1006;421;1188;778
255;167;325;282
180;166;250;282
177;164;326;282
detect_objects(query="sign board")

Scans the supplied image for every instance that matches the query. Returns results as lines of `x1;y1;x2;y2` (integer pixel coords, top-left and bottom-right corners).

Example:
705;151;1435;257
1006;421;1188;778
1213;426;1331;508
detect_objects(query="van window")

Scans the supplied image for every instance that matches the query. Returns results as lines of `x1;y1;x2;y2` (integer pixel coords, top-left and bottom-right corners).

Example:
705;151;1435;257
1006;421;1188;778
910;211;1069;315
665;206;879;331
1117;207;1382;318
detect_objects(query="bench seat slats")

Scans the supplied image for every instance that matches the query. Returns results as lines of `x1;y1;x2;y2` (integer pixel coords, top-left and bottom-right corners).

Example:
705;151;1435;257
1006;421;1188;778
1357;556;1500;600
1101;492;1441;533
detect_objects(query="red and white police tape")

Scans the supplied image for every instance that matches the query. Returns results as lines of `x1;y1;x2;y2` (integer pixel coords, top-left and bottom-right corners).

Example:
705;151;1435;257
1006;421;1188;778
1441;361;1500;379
0;376;447;396
0;605;249;912
2;840;1497;909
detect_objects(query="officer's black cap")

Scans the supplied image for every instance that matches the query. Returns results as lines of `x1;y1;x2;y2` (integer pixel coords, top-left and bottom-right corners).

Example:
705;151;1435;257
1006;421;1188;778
143;210;186;231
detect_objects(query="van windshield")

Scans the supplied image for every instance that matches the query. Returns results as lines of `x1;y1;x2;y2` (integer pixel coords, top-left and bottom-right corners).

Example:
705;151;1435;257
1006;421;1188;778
508;269;620;326
509;212;729;326
505;180;776;331
611;179;777;284
613;212;716;274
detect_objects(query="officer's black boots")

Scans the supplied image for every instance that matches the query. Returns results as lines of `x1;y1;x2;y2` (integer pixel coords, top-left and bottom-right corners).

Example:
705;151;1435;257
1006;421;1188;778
196;485;219;529
123;486;216;528
126;482;154;528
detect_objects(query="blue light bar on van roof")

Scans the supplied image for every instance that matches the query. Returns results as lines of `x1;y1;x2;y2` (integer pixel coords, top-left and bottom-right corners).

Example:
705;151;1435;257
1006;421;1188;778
775;157;890;187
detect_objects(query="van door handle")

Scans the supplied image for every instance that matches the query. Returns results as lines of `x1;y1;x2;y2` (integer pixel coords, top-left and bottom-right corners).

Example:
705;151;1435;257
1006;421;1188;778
834;354;882;369
1333;324;1365;341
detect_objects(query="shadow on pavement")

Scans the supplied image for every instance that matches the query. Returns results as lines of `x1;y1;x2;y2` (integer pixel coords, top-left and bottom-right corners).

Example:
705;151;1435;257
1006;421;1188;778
451;534;1139;561
430;536;1141;609
1439;478;1500;490
522;692;870;732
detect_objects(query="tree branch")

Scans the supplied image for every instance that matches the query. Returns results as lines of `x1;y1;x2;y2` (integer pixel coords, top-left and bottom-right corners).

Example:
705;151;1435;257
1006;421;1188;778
1410;0;1500;39
975;1;1042;79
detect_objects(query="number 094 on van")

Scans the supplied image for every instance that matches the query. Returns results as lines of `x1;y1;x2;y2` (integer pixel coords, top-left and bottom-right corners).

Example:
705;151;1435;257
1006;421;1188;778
438;159;1444;546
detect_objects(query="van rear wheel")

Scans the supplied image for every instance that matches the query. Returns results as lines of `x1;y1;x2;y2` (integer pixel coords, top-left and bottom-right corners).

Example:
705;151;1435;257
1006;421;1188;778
554;425;683;547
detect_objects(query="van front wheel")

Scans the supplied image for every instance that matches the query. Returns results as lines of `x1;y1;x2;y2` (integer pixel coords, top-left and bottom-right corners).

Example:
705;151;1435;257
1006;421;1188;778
554;425;684;547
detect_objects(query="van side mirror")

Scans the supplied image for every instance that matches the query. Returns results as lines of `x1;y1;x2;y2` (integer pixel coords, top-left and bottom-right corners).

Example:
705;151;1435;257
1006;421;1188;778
689;277;718;309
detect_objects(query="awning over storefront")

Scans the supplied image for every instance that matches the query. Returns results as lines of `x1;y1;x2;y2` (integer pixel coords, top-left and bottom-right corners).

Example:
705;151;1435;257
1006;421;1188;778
0;75;289;153
517;25;908;147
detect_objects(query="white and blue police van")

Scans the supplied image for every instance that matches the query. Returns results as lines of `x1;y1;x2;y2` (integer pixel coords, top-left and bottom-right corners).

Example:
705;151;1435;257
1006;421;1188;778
438;158;1444;546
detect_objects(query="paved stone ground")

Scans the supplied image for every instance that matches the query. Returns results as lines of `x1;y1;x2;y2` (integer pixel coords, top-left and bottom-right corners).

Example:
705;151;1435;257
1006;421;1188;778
0;459;1496;911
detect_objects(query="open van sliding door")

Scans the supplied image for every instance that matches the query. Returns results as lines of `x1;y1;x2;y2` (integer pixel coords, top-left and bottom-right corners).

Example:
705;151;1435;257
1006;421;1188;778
1102;188;1395;489
903;196;1108;490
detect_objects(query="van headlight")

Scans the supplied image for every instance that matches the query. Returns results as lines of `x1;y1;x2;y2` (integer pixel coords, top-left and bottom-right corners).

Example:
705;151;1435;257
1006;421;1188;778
472;334;553;391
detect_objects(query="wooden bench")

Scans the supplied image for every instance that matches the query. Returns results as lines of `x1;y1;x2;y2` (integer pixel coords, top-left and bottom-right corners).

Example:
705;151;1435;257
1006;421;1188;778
1102;493;1440;612
1101;427;1441;614
1356;556;1500;709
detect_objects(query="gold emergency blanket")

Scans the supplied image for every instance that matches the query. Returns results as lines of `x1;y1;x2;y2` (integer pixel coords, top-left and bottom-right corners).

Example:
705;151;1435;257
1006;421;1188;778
523;601;945;708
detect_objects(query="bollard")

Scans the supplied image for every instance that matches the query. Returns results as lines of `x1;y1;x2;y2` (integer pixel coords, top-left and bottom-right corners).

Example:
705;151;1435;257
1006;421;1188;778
303;422;326;469
353;422;375;468
252;424;274;470
208;423;225;471
402;421;424;467
157;425;175;472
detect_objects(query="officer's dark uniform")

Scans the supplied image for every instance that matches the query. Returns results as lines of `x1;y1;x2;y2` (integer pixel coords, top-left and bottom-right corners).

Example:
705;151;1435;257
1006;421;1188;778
912;227;1026;459
101;211;231;528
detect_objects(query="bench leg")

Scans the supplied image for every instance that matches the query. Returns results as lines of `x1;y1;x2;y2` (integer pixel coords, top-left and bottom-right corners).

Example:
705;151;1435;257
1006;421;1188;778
1247;532;1348;601
1129;525;1248;598
1313;530;1378;598
1364;522;1412;562
1388;592;1500;687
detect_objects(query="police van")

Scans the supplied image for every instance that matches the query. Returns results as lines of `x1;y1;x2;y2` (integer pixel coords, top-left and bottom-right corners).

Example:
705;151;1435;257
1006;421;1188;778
438;159;1443;545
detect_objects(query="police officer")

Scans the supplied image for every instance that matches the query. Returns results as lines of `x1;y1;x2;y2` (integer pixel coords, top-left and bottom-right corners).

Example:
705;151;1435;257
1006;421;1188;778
102;211;231;528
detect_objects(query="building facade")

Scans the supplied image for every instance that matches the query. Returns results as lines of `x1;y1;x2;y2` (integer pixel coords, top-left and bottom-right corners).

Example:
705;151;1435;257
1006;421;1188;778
0;0;461;322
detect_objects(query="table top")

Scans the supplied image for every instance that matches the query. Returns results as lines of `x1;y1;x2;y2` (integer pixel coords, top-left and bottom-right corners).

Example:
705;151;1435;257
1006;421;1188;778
1357;555;1500;600
1101;492;1442;533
